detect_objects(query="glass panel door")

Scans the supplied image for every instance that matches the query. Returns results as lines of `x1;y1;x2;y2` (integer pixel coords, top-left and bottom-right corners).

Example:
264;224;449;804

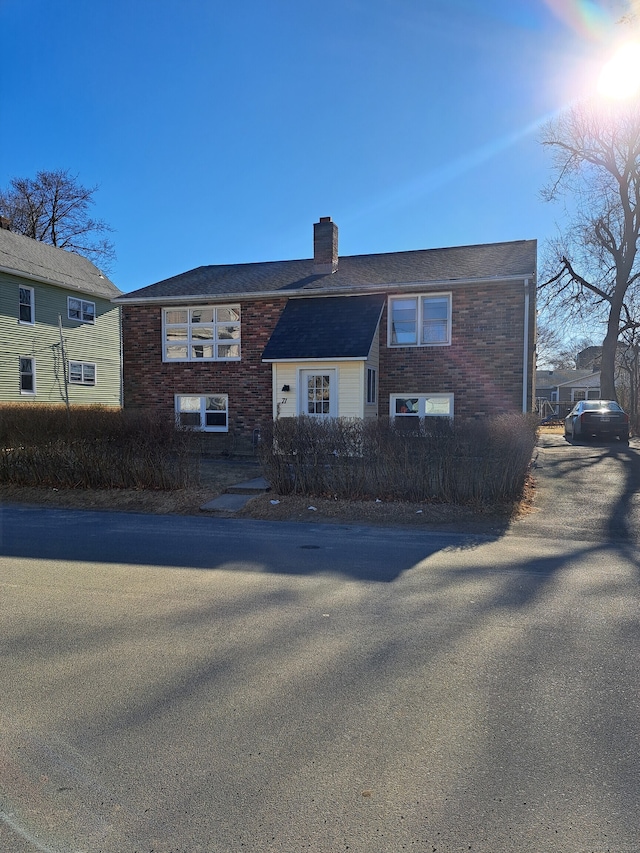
299;370;336;418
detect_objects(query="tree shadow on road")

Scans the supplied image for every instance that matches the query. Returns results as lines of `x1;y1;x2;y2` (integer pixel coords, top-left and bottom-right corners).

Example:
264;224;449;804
605;443;640;544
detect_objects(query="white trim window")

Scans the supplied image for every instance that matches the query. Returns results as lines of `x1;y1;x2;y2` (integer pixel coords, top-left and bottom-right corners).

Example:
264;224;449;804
366;367;377;405
163;306;241;362
69;361;96;385
19;357;35;394
388;293;451;347
19;286;34;324
68;297;96;323
391;393;454;422
175;394;229;432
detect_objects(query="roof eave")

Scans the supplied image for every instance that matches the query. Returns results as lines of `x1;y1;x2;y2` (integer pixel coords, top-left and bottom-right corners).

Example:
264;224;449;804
555;371;601;387
0;263;118;299
262;356;368;363
114;273;535;305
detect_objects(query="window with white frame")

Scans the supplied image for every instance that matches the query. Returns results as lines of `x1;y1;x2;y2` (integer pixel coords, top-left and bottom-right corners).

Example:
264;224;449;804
163;306;241;362
388;293;451;347
175;394;229;432
367;367;377;405
19;286;34;324
19;357;35;393
391;393;454;422
68;297;96;323
69;361;96;385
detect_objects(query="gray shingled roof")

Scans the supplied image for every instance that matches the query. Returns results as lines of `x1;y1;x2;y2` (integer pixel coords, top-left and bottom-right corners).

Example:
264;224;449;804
536;369;600;388
0;228;121;299
116;239;537;303
262;295;385;361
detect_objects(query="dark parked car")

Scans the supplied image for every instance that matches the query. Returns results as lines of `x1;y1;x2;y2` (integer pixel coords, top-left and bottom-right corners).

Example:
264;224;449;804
564;400;629;442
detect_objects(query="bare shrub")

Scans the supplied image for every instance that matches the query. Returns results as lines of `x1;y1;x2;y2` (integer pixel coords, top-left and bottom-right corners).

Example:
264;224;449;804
259;414;537;505
0;405;199;489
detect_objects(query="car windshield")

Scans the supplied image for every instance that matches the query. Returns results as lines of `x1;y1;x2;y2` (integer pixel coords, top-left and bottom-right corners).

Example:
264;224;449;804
581;401;623;411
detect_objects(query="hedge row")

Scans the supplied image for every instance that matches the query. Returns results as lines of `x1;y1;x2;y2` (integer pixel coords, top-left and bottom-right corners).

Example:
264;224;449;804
259;414;538;504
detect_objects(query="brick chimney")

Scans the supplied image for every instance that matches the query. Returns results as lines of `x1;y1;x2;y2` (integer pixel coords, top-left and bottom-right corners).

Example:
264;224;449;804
0;216;11;231
313;216;338;274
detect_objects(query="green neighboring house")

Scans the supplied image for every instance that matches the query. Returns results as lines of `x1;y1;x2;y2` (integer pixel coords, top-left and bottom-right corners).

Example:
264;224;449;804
0;225;122;406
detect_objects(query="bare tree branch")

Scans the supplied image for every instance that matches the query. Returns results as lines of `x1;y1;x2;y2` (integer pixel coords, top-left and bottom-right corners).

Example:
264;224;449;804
540;98;640;402
0;169;116;273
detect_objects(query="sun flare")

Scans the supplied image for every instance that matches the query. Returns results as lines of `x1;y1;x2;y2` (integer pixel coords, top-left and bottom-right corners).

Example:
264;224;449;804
597;41;640;99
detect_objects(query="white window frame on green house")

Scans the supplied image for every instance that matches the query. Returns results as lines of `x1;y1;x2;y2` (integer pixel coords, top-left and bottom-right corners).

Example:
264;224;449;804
175;394;229;432
19;286;34;324
388;292;451;347
163;306;241;362
19;356;36;394
390;393;454;422
68;361;96;385
68;296;96;323
366;367;377;405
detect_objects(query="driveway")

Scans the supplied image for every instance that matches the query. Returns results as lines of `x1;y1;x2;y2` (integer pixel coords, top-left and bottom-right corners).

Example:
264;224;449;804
514;431;640;543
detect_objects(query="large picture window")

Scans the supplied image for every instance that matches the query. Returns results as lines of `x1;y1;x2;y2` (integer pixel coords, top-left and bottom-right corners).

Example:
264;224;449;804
388;293;451;347
175;395;229;432
19;286;34;324
163;306;241;362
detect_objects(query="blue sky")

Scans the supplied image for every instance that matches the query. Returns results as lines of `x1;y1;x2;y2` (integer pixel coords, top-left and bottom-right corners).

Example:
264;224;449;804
0;0;630;292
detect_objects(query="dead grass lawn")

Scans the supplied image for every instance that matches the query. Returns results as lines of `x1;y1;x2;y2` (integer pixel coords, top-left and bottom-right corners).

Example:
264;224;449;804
0;453;536;533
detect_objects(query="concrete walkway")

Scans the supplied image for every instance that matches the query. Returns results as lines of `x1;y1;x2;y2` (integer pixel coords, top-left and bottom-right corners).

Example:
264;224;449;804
200;476;270;512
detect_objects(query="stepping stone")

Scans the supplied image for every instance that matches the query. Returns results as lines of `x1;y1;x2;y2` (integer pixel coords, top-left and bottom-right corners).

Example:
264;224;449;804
200;475;270;512
226;476;270;494
200;493;258;512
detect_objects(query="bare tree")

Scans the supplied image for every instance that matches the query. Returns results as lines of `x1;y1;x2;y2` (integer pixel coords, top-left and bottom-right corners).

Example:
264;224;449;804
0;169;115;271
536;318;595;370
540;98;640;401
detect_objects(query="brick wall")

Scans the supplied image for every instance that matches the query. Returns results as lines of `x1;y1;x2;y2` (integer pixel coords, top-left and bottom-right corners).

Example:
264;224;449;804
379;279;535;419
122;298;286;449
122;279;535;443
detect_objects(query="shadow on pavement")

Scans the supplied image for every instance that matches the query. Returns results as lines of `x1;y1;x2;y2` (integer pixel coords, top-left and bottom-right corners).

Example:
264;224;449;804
0;503;503;583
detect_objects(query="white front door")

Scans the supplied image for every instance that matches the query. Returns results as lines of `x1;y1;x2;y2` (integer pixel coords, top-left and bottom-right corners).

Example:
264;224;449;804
299;369;337;418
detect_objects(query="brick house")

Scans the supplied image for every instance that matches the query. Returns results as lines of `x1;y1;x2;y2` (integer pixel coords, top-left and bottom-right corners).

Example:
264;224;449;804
115;218;537;451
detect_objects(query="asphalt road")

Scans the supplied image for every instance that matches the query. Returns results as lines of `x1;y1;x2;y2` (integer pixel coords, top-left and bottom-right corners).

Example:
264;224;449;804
1;434;639;853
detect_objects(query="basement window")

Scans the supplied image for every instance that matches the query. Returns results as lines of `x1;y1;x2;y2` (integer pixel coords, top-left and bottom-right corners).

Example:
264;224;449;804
391;393;454;424
175;394;229;432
